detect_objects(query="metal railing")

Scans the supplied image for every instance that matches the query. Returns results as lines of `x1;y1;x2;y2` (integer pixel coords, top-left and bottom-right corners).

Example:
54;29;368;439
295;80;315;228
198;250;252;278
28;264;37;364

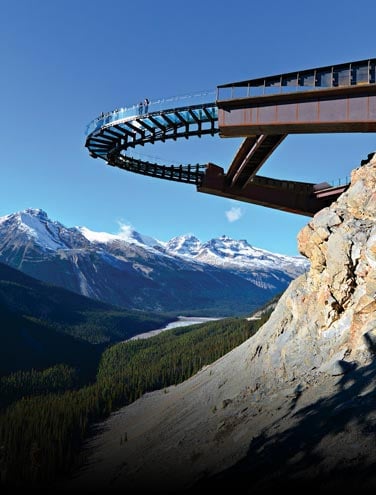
85;90;216;136
217;58;376;101
330;176;351;187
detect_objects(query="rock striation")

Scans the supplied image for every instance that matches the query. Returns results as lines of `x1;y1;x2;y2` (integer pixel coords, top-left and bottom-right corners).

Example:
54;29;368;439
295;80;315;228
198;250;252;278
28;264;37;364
66;154;376;493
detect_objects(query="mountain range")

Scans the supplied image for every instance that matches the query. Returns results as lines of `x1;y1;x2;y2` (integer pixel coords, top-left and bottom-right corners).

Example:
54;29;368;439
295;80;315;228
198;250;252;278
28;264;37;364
0;208;308;315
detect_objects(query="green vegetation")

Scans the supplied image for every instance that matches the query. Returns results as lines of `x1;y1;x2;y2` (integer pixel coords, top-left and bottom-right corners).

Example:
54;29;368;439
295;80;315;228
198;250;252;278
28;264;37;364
97;317;262;400
0;301;105;379
0;261;173;347
0;365;78;410
0;309;273;489
0;262;174;380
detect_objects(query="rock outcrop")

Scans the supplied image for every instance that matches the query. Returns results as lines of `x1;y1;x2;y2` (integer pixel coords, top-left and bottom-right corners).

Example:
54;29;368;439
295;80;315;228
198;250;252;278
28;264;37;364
66;154;376;493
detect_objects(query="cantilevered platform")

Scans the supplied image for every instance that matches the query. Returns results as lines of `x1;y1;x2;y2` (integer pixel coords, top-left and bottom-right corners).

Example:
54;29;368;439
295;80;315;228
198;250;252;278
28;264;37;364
85;58;376;216
85;95;218;186
217;58;376;136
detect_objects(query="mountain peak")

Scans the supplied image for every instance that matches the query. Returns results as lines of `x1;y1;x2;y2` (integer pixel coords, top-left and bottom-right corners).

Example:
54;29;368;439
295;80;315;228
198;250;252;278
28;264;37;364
23;208;48;219
165;234;201;256
0;208;80;252
0;206;308;312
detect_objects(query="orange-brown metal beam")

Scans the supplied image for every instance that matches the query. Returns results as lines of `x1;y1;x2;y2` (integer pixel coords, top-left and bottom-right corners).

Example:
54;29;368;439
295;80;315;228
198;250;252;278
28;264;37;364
218;85;376;137
226;136;259;181
198;163;348;216
226;134;287;188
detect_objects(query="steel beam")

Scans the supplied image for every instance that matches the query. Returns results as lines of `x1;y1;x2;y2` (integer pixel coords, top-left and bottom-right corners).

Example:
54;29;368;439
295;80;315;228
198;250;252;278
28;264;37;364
218;86;376;137
198;163;348;216
227;134;287;188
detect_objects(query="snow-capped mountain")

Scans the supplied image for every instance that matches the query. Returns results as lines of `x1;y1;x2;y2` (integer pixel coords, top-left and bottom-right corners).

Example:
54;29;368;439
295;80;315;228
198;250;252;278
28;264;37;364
165;235;202;256
166;234;307;284
79;225;163;250
0;209;308;315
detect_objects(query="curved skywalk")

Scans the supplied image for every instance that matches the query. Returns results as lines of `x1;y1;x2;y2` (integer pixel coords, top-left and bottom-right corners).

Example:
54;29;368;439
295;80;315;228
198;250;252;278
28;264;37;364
85;59;376;216
85;92;218;185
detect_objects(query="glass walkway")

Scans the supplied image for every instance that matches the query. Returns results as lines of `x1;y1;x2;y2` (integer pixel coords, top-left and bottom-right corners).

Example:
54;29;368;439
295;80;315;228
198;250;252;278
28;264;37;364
85;91;218;185
85;58;376;216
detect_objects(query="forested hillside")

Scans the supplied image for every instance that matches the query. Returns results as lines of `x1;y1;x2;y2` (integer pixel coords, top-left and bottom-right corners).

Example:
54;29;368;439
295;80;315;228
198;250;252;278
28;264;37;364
0;309;273;488
0;303;102;380
0;261;172;345
0;261;174;379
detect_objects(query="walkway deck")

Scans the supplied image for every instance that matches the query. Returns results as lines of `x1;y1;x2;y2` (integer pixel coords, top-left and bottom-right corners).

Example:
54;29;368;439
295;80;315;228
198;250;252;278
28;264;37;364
85;58;376;216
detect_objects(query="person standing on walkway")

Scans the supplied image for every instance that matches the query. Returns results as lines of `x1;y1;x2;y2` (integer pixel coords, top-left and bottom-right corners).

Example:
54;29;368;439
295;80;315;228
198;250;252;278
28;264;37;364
138;101;143;115
144;98;149;113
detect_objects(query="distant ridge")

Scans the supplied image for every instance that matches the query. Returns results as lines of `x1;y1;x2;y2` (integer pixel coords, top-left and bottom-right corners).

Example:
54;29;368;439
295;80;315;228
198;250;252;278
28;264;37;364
0;261;172;376
0;209;308;315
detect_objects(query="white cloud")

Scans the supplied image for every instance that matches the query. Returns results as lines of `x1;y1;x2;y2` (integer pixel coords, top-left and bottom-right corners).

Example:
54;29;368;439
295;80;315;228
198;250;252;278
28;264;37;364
225;206;243;222
116;220;135;241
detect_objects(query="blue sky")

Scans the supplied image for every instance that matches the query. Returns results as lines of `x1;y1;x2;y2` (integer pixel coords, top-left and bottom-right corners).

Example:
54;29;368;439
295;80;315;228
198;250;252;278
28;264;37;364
1;0;375;256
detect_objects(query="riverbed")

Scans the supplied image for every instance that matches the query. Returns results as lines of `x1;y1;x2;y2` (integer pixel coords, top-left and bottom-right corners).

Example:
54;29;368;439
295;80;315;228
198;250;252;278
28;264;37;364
128;316;222;341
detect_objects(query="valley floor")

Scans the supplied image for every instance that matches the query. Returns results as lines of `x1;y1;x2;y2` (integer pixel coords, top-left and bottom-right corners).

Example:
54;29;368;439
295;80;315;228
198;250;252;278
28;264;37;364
61;338;376;493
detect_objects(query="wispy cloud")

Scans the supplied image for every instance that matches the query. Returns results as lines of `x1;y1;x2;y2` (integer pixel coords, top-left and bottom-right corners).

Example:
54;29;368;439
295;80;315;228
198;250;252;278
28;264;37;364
225;206;243;222
116;220;134;240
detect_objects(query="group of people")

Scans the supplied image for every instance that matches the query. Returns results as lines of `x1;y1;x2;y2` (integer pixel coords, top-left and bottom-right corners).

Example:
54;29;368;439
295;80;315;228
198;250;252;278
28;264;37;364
95;98;150;125
138;98;150;115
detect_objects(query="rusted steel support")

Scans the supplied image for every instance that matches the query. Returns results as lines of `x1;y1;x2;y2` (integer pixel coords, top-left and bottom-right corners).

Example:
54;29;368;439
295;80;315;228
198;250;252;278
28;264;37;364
227;134;287;188
218;86;376;136
198;163;348;216
226;136;259;181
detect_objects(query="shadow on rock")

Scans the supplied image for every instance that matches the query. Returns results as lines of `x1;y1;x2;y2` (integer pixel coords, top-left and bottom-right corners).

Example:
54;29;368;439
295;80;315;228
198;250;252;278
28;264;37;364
192;356;376;493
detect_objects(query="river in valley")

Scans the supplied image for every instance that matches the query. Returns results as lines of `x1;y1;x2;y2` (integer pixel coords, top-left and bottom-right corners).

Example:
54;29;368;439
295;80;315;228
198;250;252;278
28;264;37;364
128;316;222;341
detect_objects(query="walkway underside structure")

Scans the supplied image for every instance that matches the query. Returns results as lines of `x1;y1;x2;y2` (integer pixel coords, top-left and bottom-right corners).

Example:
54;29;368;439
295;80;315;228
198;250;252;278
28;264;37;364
199;163;347;216
85;58;376;216
86;102;218;186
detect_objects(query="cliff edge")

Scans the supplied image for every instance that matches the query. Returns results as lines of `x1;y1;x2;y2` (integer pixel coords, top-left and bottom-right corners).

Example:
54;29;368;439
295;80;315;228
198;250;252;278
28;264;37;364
66;153;376;493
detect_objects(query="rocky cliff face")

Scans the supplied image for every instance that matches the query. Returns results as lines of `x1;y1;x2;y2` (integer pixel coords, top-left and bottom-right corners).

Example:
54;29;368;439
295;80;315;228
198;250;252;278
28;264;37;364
239;154;376;388
296;158;376;358
65;155;376;493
